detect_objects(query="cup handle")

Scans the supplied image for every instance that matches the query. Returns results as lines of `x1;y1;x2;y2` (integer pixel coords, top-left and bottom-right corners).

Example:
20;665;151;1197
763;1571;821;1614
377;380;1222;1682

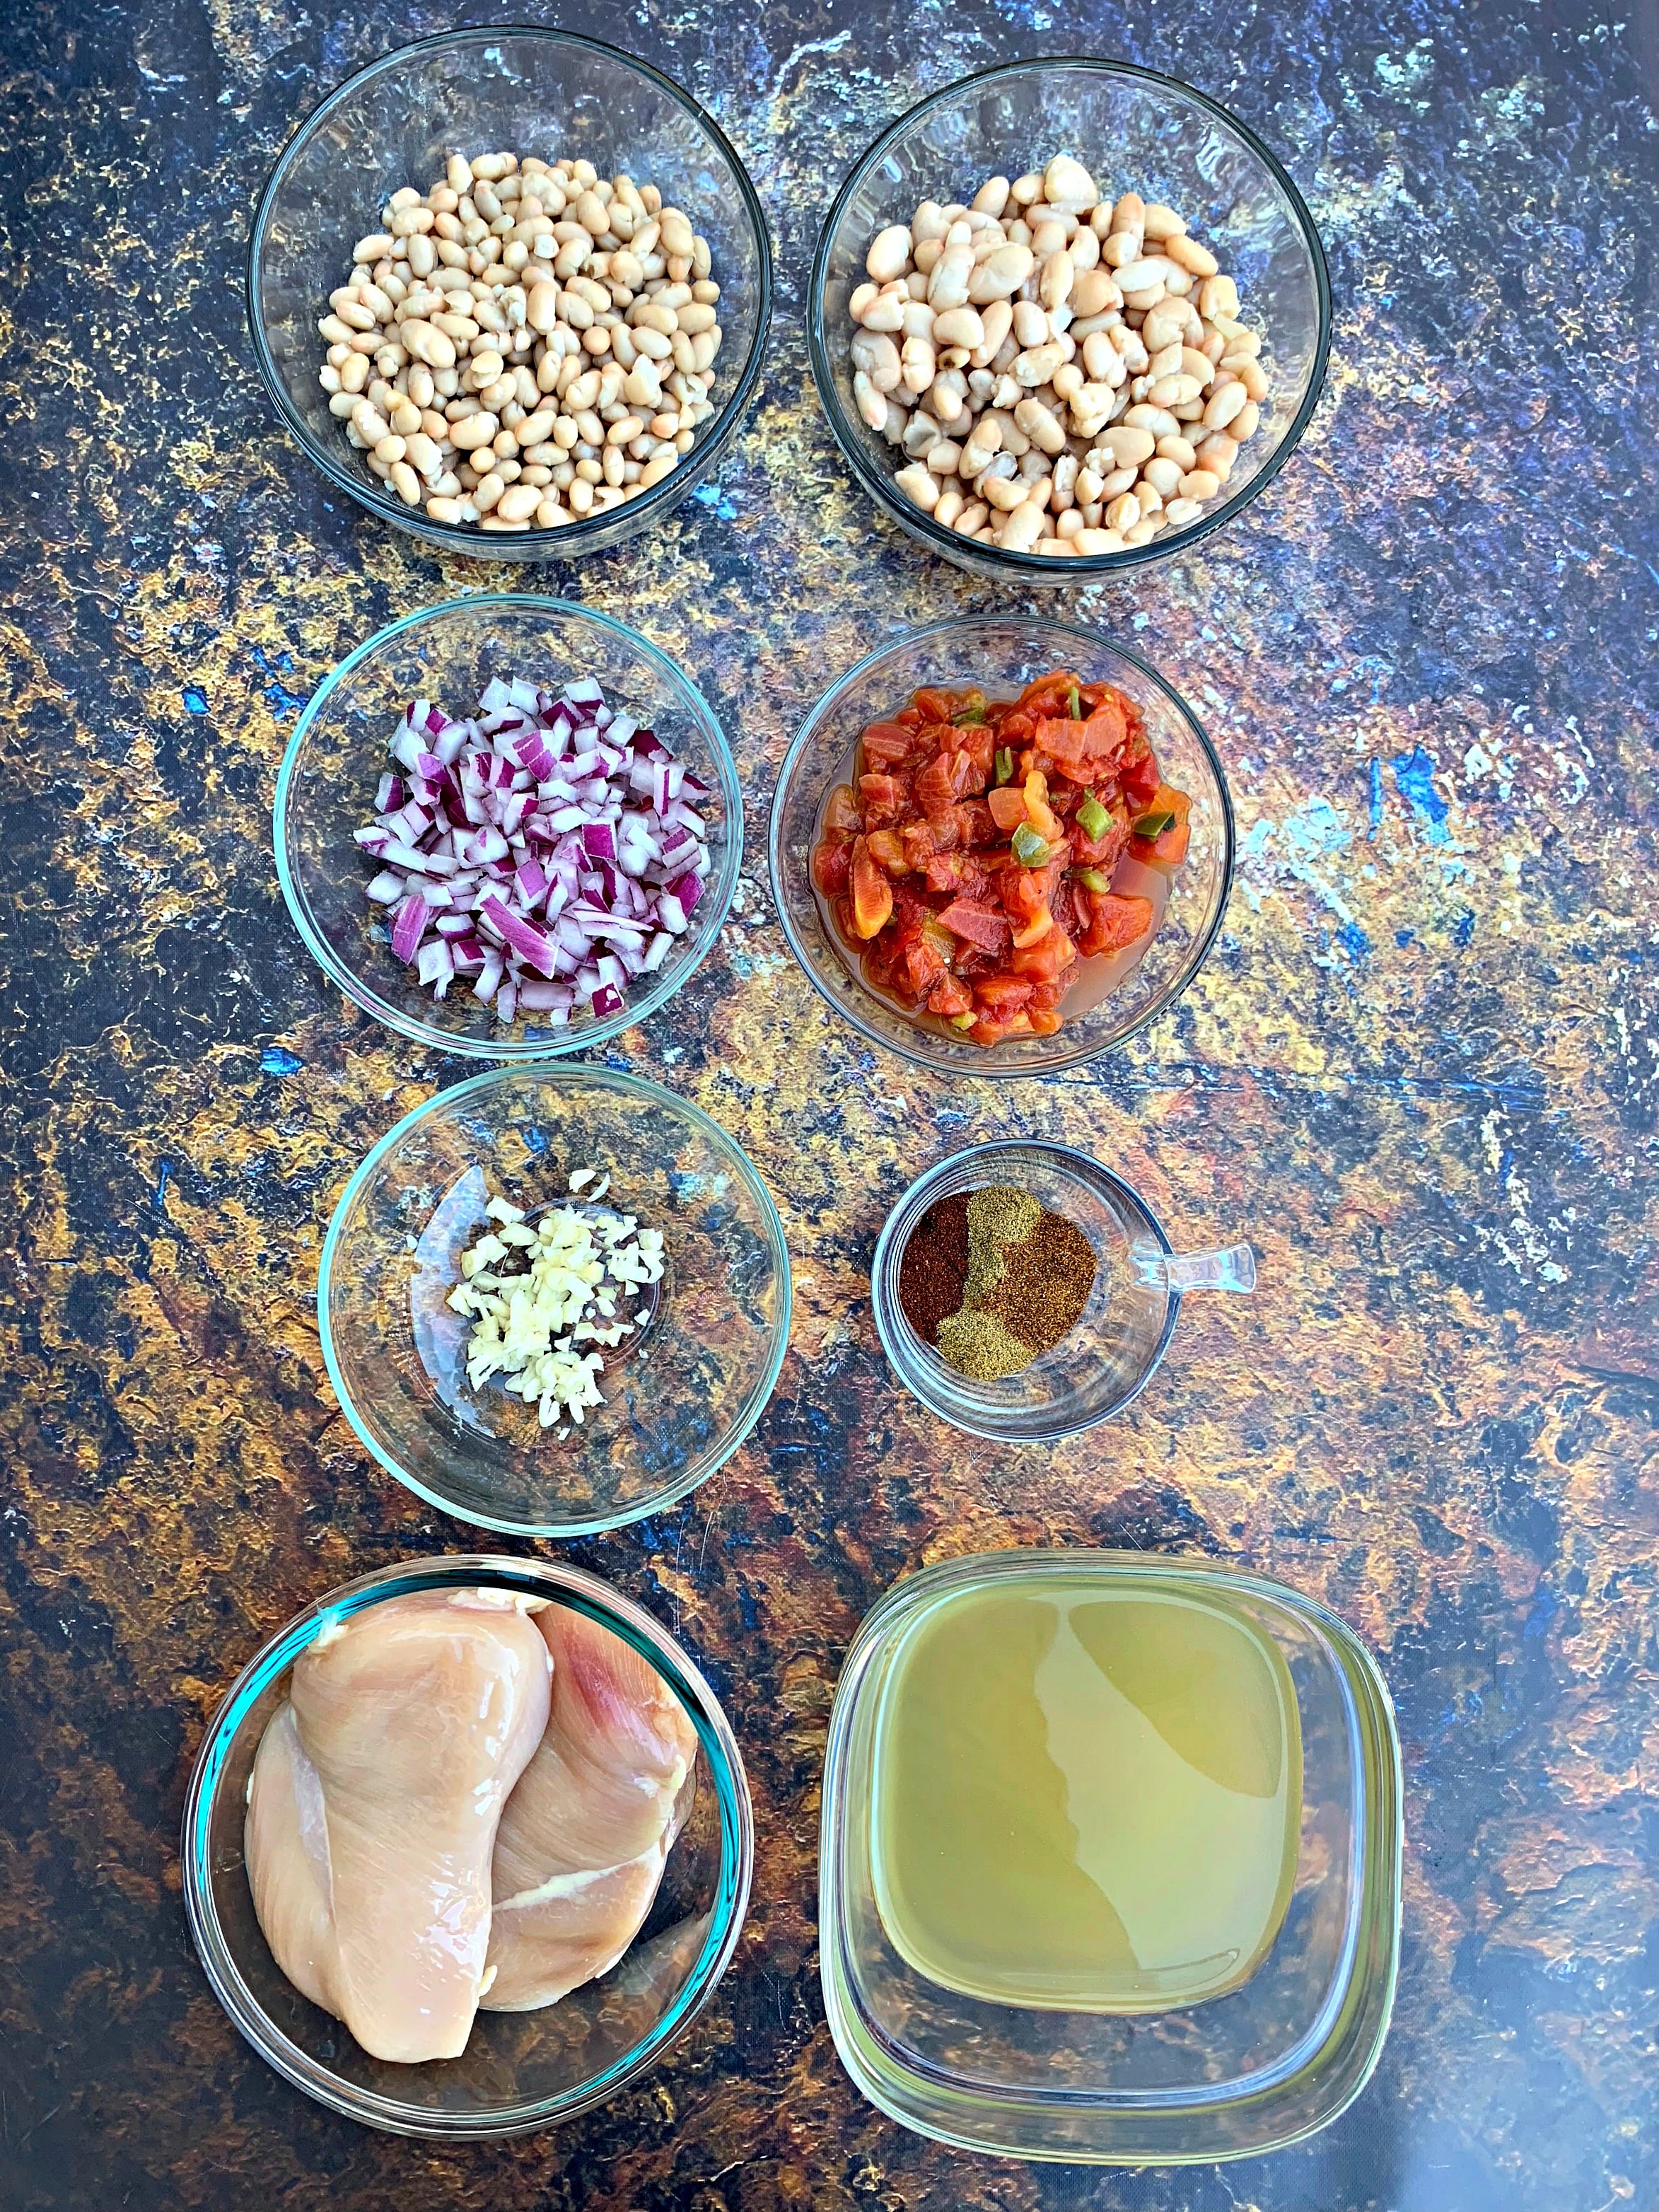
1134;1241;1257;1294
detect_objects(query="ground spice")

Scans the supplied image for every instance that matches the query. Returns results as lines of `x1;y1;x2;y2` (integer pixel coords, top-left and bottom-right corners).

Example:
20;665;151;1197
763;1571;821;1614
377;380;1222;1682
984;1209;1097;1351
897;1192;971;1346
936;1305;1035;1381
960;1184;1040;1309
903;1182;1099;1382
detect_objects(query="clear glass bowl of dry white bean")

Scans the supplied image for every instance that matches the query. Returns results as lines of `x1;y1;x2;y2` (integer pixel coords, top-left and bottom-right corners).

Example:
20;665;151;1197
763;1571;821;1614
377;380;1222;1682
808;58;1330;583
249;28;772;558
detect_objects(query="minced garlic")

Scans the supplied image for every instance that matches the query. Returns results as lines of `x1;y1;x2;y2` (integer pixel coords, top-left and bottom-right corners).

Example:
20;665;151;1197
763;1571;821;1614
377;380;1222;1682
446;1172;665;1427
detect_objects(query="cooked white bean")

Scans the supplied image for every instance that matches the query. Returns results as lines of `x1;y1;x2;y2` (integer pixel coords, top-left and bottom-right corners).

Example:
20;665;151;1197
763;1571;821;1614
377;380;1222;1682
866;224;913;283
318;151;723;532
847;163;1268;557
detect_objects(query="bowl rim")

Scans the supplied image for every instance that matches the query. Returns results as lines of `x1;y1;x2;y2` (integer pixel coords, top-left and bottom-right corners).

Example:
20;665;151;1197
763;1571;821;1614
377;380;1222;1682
246;23;774;556
819;1547;1404;2164
869;1139;1181;1441
180;1552;755;2138
805;53;1333;581
765;612;1236;1077
316;1061;793;1537
272;590;745;1060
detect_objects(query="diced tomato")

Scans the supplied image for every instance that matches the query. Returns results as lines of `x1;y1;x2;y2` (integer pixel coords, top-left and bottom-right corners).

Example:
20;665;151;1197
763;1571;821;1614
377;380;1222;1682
858;772;909;825
1017;671;1081;716
899;933;947;998
915;749;977;815
937;899;1012;953
1009;926;1077;980
924;851;986;897
954;799;997;847
1120;745;1160;809
926;972;974;1018
1035;697;1129;779
1129;784;1192;867
812;837;851;897
862;721;918;766
850;839;893;938
1071;815;1131;872
954;723;996;778
972;1010;1033;1044
1076;890;1154;956
998;861;1059;928
986;785;1028;833
813;672;1182;1051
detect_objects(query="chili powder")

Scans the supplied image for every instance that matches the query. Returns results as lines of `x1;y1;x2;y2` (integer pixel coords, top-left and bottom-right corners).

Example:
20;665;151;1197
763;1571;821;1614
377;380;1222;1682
897;1192;970;1346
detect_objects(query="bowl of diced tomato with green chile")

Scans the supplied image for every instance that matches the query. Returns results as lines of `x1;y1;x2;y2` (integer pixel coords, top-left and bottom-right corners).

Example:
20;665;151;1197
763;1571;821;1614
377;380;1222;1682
767;617;1233;1076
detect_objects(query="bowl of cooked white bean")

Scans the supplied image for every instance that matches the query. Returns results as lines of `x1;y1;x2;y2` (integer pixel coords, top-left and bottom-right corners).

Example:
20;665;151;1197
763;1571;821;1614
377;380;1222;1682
249;28;772;557
808;57;1330;582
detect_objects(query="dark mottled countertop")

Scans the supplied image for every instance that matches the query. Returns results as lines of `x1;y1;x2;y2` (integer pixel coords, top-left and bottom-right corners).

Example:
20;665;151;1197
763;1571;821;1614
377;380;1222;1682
2;0;1657;2206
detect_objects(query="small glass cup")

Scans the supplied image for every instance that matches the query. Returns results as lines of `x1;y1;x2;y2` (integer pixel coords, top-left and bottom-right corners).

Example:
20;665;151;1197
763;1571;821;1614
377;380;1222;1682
182;1554;754;2138
248;27;773;559
821;1548;1402;2163
871;1139;1254;1442
808;57;1331;585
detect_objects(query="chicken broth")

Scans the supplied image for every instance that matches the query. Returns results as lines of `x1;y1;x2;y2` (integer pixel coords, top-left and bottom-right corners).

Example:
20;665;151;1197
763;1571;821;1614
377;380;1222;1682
871;1577;1303;2013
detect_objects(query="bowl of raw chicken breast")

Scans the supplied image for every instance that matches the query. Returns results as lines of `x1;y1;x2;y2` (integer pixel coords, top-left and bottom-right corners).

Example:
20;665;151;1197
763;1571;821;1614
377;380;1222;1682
182;1555;752;2134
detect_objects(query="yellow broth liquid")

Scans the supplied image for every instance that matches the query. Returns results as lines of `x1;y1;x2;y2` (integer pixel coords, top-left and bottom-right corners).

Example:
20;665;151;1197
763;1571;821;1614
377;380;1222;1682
871;1581;1303;2012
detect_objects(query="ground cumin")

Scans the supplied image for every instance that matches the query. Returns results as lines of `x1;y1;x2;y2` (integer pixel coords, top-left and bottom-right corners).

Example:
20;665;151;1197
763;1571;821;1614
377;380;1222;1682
898;1182;1098;1381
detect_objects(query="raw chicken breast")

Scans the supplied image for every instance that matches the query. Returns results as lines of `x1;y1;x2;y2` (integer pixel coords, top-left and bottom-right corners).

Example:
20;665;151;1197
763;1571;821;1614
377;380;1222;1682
245;1590;552;2063
244;1702;341;2020
482;1605;699;2012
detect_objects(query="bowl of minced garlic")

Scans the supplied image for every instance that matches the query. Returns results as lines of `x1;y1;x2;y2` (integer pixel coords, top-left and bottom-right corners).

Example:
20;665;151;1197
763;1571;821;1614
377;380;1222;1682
897;1182;1098;1380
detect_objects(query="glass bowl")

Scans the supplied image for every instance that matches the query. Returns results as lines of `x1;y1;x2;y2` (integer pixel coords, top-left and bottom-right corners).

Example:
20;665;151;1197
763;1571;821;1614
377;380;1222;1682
318;1064;791;1536
274;595;742;1059
871;1139;1255;1443
182;1554;753;2138
249;26;772;560
808;57;1330;584
767;615;1233;1077
821;1549;1402;2164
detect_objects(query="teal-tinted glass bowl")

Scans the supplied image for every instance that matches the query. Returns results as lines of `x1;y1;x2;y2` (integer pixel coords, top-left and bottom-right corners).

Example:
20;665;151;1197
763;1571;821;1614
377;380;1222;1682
318;1065;791;1536
821;1549;1402;2164
182;1554;753;2137
274;595;742;1059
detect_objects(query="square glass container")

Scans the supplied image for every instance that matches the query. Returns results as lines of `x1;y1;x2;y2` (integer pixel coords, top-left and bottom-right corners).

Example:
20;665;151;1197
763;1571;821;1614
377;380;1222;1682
820;1550;1401;2163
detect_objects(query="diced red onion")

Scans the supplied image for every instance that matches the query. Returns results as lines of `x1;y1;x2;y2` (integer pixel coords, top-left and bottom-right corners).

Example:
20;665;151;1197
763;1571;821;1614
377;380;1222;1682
358;673;716;1029
390;895;428;963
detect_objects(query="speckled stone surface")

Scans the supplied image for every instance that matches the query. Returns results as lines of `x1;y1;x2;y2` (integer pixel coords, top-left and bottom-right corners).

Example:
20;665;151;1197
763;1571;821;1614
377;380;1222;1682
2;0;1657;2205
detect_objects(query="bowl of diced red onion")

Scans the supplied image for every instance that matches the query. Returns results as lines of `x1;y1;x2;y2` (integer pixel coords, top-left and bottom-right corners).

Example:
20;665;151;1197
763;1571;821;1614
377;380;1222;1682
274;595;741;1056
